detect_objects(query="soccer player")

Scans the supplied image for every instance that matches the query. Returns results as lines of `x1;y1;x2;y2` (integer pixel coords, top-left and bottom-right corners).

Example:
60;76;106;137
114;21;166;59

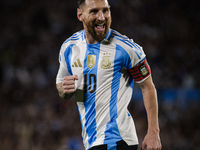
56;0;162;150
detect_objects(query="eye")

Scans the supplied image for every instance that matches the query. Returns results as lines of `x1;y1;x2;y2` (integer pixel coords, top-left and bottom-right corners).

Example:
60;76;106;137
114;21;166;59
90;9;98;14
103;8;109;13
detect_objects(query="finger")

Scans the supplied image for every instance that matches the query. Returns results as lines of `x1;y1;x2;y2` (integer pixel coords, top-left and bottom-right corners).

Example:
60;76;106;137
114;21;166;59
63;75;78;81
63;76;75;81
63;84;76;93
142;142;146;150
63;80;75;85
63;88;76;93
73;75;78;80
63;84;75;90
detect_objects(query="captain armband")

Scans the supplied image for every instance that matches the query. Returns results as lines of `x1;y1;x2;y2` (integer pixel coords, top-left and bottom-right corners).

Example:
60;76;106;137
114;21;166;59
128;58;151;83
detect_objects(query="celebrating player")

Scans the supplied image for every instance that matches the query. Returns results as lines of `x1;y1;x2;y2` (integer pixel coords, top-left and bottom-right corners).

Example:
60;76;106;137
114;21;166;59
56;0;162;150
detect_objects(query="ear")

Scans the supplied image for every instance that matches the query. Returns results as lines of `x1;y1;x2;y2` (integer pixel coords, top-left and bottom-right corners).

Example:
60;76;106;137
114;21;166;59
77;8;83;21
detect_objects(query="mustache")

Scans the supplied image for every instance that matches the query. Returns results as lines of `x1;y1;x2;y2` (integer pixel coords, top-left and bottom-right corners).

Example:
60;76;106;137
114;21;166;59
93;19;106;24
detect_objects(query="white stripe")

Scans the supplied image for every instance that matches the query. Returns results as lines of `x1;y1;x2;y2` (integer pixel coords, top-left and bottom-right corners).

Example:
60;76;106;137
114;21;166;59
91;44;116;147
77;102;89;149
116;75;138;145
112;37;145;68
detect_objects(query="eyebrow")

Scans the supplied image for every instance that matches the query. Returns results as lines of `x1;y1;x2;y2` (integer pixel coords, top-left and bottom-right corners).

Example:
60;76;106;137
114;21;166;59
89;6;109;13
89;8;98;13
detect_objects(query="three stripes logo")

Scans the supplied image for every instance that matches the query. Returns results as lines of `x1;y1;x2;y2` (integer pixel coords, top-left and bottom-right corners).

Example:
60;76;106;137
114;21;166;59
72;59;82;67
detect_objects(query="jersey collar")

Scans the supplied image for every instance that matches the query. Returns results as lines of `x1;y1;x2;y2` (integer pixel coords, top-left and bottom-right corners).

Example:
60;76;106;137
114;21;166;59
104;28;113;41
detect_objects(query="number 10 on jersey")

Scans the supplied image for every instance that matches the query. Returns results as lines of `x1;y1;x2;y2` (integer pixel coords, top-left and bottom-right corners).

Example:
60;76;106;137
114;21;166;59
84;73;97;94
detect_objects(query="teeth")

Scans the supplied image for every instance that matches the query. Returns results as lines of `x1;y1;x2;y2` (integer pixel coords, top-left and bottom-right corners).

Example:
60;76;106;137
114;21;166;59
95;23;105;30
97;23;104;26
96;23;104;26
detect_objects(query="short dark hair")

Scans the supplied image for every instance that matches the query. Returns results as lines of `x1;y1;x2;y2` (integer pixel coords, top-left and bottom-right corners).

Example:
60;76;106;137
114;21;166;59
78;0;85;8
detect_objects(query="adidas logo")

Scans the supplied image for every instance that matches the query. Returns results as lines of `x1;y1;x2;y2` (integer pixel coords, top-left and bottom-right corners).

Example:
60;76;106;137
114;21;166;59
72;59;82;67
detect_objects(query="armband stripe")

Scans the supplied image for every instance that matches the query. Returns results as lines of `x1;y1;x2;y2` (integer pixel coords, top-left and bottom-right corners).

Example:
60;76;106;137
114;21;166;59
131;73;140;76
128;58;151;82
130;71;139;74
133;76;141;79
130;70;138;74
129;69;139;74
130;72;139;75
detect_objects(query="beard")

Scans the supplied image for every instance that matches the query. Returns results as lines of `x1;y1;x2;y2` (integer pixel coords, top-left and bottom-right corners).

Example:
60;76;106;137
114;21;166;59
83;19;112;42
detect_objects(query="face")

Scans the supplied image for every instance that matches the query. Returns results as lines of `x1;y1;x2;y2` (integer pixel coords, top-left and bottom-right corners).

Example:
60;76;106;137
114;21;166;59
77;0;112;43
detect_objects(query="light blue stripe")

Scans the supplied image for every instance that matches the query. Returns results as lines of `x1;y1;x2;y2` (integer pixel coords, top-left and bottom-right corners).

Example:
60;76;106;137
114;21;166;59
114;44;134;88
70;37;81;41
131;42;143;56
112;32;143;57
113;36;141;59
138;57;146;64
64;36;81;43
83;43;100;149
107;142;117;150
113;44;134;89
104;29;112;40
82;30;85;40
59;52;61;62
132;42;143;55
64;31;84;43
113;32;143;56
71;31;84;39
72;30;83;38
104;45;123;145
129;76;134;89
64;44;74;75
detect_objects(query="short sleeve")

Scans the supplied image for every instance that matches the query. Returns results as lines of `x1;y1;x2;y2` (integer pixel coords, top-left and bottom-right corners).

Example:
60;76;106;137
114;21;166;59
127;39;146;69
56;45;70;84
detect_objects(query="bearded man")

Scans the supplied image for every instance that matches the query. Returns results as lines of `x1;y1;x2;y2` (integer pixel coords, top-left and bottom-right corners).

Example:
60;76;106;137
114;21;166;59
56;0;162;150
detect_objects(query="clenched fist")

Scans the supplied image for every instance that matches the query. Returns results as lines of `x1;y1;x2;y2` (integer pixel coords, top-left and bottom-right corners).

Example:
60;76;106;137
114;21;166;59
62;75;79;94
56;75;78;100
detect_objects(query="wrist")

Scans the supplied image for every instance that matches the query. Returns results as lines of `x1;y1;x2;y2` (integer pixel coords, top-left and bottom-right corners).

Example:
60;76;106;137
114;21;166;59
147;127;160;134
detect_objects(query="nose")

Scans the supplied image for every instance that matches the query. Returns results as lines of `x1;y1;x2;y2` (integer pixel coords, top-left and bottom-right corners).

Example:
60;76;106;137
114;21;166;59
97;11;105;21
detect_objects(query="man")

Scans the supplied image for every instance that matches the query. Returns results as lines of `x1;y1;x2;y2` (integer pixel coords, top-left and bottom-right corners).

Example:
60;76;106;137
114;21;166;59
56;0;162;149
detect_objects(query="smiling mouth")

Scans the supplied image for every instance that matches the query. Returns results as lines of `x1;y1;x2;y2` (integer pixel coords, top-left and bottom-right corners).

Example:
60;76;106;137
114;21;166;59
95;23;105;32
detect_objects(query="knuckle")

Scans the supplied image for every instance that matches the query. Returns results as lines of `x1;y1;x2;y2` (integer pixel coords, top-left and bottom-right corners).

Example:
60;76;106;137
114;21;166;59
63;85;75;93
65;89;75;93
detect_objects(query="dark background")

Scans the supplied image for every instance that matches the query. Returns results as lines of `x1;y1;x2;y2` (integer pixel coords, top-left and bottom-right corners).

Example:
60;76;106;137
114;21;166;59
0;0;200;149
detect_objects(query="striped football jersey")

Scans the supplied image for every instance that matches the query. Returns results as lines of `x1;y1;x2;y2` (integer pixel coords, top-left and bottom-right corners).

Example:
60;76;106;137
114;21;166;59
56;29;147;150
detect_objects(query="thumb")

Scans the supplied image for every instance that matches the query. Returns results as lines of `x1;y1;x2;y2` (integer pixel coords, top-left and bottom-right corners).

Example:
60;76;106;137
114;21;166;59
73;75;78;80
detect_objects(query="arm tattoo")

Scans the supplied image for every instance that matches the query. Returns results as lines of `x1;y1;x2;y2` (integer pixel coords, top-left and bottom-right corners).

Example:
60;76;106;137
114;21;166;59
57;83;74;100
58;84;64;96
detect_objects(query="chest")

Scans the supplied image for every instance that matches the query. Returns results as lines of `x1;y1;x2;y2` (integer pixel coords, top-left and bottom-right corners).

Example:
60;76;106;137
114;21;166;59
68;43;125;91
71;43;124;75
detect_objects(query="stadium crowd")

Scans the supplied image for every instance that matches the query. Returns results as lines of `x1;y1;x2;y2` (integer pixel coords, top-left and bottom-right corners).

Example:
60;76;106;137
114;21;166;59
0;0;200;149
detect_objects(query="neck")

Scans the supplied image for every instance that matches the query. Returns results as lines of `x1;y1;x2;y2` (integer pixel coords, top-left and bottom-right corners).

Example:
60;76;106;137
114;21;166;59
84;31;99;44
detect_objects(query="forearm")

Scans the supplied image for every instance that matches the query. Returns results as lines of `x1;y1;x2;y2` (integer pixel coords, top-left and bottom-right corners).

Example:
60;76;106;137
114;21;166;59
139;76;162;149
139;77;160;132
142;84;159;132
56;83;74;100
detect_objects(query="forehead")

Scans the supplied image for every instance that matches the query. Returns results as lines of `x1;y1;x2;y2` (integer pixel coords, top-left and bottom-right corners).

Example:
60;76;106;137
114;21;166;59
84;0;109;9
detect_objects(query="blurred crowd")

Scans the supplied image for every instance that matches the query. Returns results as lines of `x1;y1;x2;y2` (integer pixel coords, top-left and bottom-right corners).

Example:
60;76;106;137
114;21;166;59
0;0;200;149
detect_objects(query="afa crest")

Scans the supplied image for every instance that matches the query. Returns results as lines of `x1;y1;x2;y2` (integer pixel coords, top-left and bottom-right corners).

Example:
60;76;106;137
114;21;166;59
87;55;96;69
139;64;148;77
101;52;111;69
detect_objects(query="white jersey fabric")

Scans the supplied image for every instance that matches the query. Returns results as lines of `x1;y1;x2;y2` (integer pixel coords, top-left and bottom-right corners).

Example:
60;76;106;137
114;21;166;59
56;29;146;150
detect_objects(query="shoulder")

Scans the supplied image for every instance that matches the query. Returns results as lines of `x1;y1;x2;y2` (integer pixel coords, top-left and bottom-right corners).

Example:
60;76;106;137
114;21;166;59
58;30;85;61
111;30;140;49
111;30;145;59
60;30;85;53
63;30;85;46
